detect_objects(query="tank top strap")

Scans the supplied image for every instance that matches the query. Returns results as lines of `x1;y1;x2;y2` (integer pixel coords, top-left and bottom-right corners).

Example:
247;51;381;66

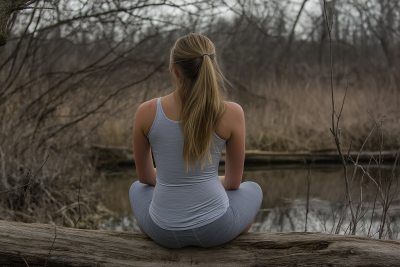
155;97;162;119
147;97;162;138
155;97;166;122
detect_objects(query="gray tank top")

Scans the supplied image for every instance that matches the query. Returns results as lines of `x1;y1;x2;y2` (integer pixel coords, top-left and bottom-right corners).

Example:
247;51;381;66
148;97;229;230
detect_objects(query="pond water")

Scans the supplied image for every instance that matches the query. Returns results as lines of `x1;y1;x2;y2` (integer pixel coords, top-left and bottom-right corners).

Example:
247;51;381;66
98;164;400;239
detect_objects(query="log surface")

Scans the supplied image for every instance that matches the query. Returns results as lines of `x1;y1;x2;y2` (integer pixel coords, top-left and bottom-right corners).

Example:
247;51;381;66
1;220;400;266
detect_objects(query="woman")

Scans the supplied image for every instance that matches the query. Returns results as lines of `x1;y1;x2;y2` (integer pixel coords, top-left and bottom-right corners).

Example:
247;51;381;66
129;33;262;248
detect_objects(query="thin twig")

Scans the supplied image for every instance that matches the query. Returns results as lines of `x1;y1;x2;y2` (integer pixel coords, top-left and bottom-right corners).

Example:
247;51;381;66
44;226;57;267
387;148;400;208
386;215;394;240
345;141;352;164
74;165;84;228
21;256;29;267
357;196;373;225
305;166;311;232
21;7;55;10
0;169;25;182
329;201;338;234
323;0;357;234
352;157;369;235
379;148;400;238
350;109;389;189
368;190;379;237
335;73;349;135
348;158;380;189
323;0;335;137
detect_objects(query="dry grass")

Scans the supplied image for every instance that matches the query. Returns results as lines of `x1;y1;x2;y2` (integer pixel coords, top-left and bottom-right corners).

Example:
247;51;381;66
97;120;133;148
237;67;400;152
94;68;400;154
0;149;112;228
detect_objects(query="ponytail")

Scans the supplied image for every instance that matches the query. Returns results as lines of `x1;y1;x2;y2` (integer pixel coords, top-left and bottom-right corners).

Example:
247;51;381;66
170;33;227;171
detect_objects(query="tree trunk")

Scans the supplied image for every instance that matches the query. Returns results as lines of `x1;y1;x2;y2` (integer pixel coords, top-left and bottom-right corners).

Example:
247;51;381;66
0;220;399;267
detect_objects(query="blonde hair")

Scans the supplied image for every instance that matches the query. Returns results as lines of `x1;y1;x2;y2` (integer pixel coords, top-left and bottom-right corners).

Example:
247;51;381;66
170;33;227;171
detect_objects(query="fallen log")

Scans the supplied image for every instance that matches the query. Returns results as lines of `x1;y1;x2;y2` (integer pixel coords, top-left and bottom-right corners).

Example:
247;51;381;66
1;220;399;267
90;144;400;166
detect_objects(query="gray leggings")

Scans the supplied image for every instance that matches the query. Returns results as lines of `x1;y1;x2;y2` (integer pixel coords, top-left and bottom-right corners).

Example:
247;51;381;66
129;181;263;248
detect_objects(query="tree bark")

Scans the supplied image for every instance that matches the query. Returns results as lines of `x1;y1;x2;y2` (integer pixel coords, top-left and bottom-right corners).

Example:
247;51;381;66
0;0;38;46
0;220;399;267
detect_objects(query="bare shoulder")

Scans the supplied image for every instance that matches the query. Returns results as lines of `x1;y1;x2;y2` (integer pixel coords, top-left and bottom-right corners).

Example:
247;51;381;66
137;98;158;114
222;101;244;121
224;101;243;111
215;101;244;140
135;98;158;135
136;98;158;120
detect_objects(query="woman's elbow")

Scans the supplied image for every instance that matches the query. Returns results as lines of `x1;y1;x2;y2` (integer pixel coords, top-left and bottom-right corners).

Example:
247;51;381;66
137;169;156;186
136;170;147;184
226;181;241;190
232;184;240;190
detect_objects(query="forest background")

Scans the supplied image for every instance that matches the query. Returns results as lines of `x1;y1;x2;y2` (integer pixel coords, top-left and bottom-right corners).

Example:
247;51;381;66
0;0;399;229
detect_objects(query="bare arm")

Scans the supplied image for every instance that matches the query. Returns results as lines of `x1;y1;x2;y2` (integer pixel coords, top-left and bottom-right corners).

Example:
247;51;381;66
219;103;245;190
132;100;157;186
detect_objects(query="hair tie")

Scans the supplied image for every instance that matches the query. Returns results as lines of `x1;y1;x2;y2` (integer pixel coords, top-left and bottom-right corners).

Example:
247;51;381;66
201;53;210;58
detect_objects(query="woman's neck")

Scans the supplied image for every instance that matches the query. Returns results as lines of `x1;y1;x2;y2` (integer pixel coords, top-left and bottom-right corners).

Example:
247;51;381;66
172;91;182;112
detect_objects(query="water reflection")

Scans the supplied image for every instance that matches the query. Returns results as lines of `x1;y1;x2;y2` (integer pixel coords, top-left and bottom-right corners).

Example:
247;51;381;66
98;164;400;239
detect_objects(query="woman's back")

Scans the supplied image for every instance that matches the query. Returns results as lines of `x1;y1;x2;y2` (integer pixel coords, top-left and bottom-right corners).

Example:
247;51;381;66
148;97;228;230
129;33;262;248
138;93;241;146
